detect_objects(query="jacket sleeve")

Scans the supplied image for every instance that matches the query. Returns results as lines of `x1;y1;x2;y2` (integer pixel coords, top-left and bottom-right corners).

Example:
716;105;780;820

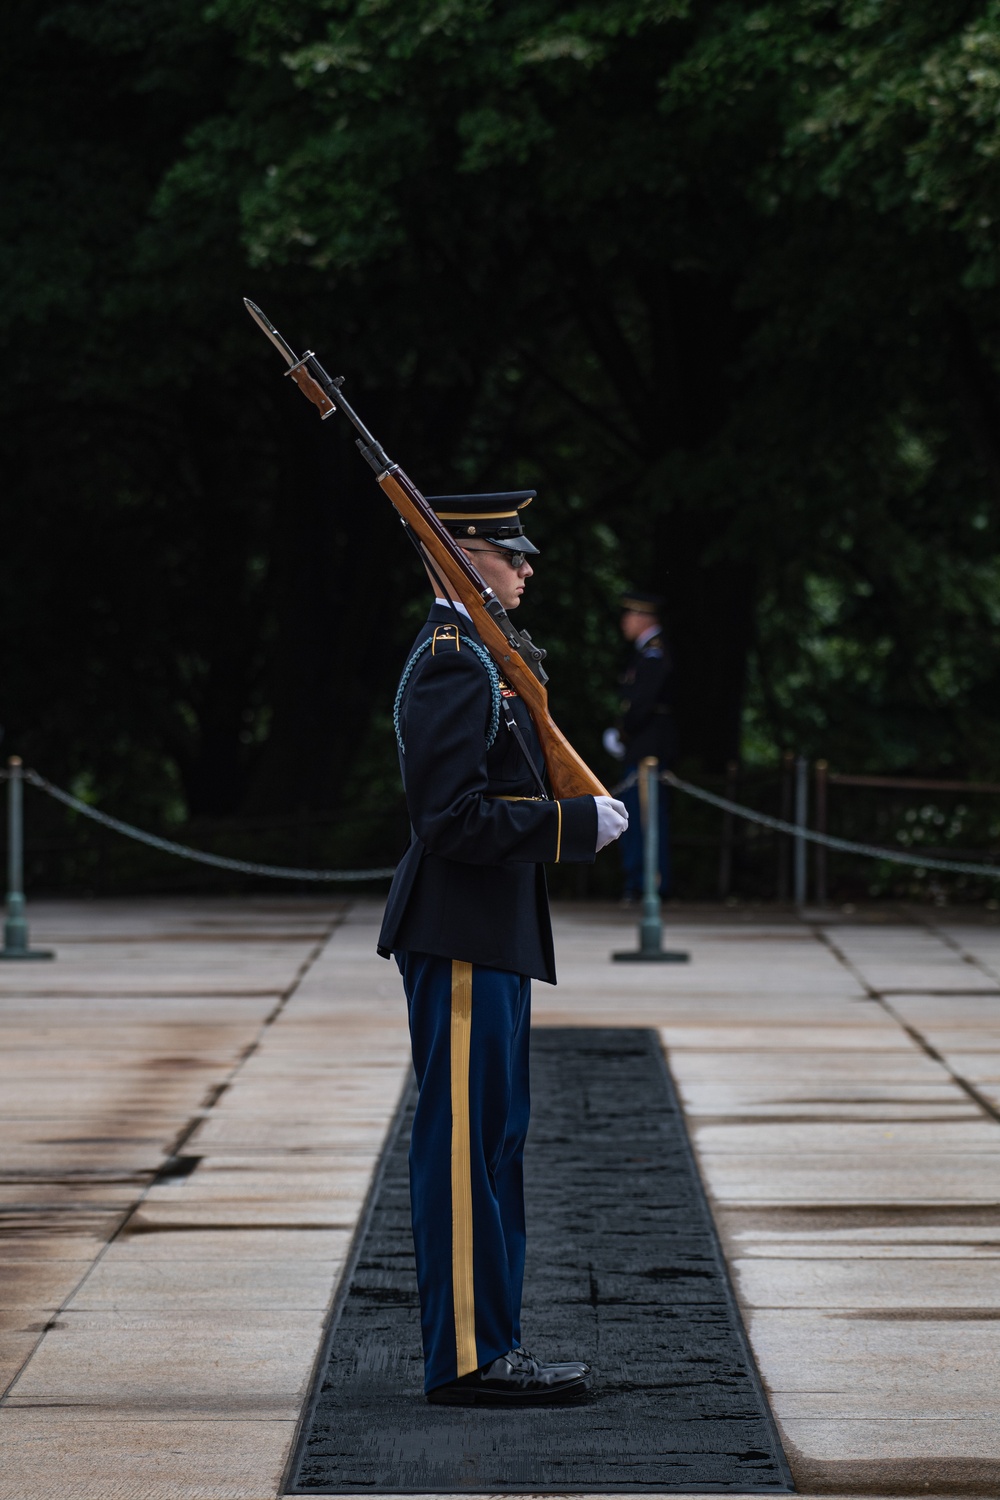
399;647;597;866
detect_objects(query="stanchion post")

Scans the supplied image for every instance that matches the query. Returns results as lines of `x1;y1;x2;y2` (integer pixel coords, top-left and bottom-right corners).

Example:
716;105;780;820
717;759;738;899
793;754;808;909
777;750;793;901
1;757;54;961
613;758;689;964
814;759;828;907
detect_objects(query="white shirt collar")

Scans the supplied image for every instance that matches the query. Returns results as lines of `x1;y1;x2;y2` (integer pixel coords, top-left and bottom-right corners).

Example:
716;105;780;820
434;598;472;619
636;622;661;649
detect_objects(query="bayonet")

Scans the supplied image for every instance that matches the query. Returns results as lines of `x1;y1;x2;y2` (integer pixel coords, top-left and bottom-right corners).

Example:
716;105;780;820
244;297;340;420
244;298;298;366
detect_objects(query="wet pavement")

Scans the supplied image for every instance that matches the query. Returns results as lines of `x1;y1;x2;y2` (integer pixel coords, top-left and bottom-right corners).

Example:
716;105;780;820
2;895;999;1498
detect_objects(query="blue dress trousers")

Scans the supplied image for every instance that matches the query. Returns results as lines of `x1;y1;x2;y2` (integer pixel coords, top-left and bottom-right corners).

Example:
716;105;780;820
398;951;531;1391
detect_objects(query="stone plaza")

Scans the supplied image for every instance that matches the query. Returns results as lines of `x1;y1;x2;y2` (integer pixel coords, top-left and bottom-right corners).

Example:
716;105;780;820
2;895;999;1499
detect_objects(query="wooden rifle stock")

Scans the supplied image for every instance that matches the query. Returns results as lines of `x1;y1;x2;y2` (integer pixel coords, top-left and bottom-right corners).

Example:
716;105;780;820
378;471;608;800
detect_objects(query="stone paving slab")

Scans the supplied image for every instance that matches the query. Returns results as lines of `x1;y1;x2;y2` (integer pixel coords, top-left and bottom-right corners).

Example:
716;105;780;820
731;1223;1000;1258
3;896;1000;1497
751;1307;1000;1414
64;1254;347;1311
735;1254;1000;1306
0;1412;296;1500
6;1307;325;1420
678;1081;975;1118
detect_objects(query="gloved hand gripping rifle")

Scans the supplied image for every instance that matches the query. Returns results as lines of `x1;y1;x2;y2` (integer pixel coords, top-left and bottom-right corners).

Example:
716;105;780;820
244;299;608;800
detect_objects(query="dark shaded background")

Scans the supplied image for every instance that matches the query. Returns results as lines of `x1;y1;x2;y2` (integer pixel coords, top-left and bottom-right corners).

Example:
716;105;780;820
4;0;1000;897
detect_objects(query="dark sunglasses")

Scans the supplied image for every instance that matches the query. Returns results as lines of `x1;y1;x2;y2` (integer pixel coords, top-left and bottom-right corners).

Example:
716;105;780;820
462;546;529;570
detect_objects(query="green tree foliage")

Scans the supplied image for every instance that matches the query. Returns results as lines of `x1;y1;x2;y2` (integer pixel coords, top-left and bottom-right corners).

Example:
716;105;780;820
3;0;1000;858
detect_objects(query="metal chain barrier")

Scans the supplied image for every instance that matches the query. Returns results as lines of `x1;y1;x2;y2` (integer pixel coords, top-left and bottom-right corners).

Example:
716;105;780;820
23;769;396;882
660;769;1000;880
10;760;1000;885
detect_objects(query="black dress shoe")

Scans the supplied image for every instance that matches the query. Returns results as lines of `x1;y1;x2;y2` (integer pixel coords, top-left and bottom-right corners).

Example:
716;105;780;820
426;1346;592;1406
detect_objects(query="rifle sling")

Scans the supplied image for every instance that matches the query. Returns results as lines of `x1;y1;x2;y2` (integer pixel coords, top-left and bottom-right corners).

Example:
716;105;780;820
501;696;551;800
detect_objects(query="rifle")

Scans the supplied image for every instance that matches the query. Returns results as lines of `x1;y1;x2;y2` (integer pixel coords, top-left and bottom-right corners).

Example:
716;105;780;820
244;299;608;800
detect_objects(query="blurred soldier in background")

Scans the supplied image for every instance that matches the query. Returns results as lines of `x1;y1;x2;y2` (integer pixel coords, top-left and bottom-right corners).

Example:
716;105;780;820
603;591;676;902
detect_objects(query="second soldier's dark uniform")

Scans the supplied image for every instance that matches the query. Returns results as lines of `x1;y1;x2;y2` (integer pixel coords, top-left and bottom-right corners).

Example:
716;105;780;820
378;496;598;1397
618;610;675;897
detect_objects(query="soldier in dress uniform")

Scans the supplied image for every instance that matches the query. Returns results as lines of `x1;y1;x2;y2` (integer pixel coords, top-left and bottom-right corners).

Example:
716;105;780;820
603;591;676;901
378;490;628;1406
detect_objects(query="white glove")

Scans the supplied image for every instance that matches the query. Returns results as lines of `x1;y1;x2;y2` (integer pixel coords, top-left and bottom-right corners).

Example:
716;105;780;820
602;727;625;761
594;795;629;852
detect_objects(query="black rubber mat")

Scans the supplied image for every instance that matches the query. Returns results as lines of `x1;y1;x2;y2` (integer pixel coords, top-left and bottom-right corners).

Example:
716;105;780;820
288;1028;793;1493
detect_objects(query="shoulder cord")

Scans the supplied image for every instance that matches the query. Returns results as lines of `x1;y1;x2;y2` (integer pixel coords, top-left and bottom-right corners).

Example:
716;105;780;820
394;634;501;754
398;528;501;750
401;526;552;799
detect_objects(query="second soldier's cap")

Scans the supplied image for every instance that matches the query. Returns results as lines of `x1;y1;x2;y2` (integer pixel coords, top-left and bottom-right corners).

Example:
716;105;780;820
620;588;663;614
426;491;540;556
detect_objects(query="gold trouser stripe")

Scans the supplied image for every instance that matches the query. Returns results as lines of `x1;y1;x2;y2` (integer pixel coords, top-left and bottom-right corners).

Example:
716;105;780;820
450;960;477;1377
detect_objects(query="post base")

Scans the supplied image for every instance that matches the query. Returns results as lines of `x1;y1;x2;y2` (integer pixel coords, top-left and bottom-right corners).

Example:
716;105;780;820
612;949;690;963
0;948;55;960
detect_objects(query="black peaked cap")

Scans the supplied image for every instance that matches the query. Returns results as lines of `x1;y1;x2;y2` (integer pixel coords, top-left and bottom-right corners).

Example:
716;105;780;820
620;589;664;613
426;491;539;554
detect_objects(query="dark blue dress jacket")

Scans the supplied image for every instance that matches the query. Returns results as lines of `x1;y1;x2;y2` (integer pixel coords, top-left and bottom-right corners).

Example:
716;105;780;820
377;604;597;983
